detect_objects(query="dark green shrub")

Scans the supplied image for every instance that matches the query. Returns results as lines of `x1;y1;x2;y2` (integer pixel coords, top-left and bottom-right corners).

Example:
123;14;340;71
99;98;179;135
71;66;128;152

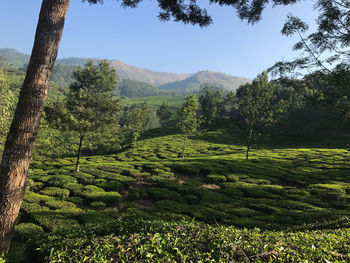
308;184;347;200
48;175;77;187
56;158;73;165
74;172;95;184
220;183;244;198
156;200;191;215
101;180;124;192
84;185;105;193
200;191;232;204
23;191;54;204
67;196;84;204
127;187;147;201
90;201;107;208
226;174;239;182
41;187;70;200
147;188;184;202
14;223;44;240
207;174;227;183
185;194;199;204
63;183;84;195
192;206;227;222
84;191;122;205
45;200;77;209
172;165;200;176
78;210;115;225
20;201;48;213
103;207;119;218
56;207;84;217
33;211;79;231
95;179;107;186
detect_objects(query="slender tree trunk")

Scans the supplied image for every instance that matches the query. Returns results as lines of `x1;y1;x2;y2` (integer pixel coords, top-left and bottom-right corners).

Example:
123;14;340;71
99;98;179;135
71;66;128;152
132;136;137;155
246;128;253;160
75;135;84;173
0;0;70;252
182;135;187;158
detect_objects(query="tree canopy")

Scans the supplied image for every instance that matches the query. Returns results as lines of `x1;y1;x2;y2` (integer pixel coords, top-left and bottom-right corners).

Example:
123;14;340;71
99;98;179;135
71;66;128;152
45;60;122;171
177;94;200;157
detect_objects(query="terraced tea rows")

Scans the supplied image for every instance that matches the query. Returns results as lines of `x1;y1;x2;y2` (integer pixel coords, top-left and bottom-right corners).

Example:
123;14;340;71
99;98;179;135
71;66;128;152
16;132;349;239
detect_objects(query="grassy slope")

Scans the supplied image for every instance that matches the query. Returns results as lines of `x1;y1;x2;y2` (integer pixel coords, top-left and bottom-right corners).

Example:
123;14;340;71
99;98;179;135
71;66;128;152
7;127;350;262
125;95;186;112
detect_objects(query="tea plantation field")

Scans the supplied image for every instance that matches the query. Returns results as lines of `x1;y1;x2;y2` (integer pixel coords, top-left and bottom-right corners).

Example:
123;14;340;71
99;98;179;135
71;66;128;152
6;129;350;262
125;95;186;111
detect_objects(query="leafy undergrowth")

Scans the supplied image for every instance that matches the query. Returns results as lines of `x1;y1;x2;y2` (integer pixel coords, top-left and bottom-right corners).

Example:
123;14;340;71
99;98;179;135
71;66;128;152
39;219;350;262
7;128;350;262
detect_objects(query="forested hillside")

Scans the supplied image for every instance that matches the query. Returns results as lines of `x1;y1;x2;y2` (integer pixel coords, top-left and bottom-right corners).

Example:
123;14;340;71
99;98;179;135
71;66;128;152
159;71;250;94
0;49;250;95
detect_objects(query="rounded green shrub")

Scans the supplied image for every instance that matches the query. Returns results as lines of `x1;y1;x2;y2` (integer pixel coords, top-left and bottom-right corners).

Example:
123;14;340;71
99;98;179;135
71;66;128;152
101;180;124;192
33;211;79;232
84;185;105;193
41;187;70;200
78;210;114;225
23;191;54;204
48;175;78;187
63;183;84;195
20;201;48;213
90;201;107;208
45;200;77;209
207;174;227;183
74;172;95;185
84;191;122;206
226;174;239;182
67;196;84;204
14;223;44;240
148;188;184;202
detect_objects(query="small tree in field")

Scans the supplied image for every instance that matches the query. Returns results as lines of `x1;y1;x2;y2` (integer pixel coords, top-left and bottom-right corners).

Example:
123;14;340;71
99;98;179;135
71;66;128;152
199;89;222;129
237;71;286;160
176;94;200;158
45;60;121;172
124;104;149;154
156;102;172;126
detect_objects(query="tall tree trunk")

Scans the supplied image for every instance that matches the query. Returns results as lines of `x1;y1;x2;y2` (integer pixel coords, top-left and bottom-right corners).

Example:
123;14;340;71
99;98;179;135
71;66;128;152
132;136;137;155
246;128;253;160
0;0;70;252
182;135;187;158
75;135;84;173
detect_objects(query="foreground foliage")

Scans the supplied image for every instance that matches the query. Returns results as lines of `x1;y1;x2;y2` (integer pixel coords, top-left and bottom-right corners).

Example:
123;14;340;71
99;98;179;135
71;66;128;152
34;219;350;262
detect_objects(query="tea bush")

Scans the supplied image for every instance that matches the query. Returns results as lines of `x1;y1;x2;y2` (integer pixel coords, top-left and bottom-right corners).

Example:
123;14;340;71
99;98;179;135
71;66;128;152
40;187;70;199
39;219;350;263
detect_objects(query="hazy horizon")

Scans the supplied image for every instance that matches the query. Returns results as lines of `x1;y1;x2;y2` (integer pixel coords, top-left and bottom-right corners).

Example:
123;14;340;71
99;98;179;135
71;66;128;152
0;0;317;79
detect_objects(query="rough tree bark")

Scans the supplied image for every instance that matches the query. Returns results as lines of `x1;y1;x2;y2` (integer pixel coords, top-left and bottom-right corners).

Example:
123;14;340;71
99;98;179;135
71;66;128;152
75;135;84;173
0;0;70;252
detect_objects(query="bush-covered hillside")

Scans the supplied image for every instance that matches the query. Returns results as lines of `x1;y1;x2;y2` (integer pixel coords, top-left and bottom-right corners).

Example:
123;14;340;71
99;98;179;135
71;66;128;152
5;128;350;262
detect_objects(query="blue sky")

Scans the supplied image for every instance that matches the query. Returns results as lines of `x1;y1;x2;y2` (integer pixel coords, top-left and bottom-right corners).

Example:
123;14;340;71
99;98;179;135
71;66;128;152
0;0;317;78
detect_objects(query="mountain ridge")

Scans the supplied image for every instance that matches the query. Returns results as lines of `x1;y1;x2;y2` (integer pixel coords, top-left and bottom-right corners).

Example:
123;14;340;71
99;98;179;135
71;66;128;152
0;48;250;92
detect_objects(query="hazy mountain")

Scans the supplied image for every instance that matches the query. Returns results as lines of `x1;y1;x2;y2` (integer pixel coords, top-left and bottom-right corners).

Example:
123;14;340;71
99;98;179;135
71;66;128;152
0;48;30;68
57;57;101;65
0;48;250;94
109;59;190;87
159;71;250;94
